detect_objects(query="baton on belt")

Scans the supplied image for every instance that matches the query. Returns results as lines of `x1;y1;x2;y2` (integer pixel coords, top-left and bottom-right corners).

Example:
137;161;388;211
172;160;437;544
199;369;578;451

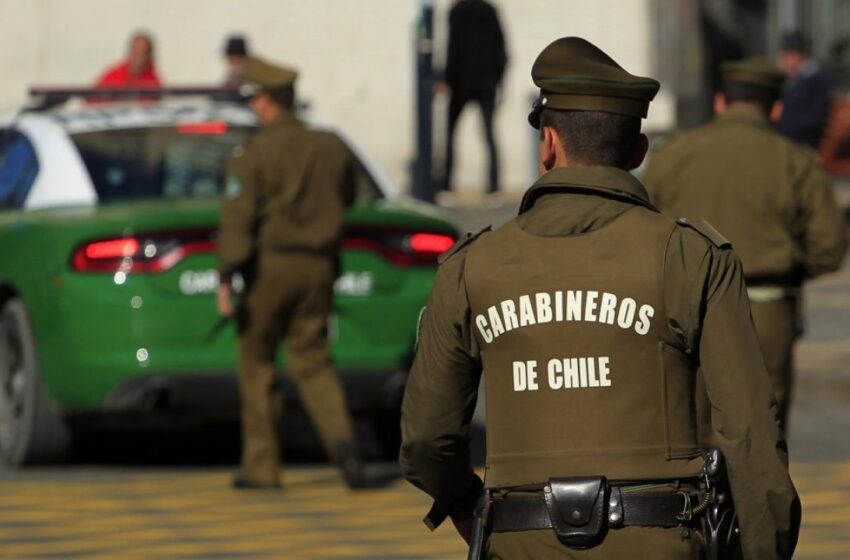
468;488;492;560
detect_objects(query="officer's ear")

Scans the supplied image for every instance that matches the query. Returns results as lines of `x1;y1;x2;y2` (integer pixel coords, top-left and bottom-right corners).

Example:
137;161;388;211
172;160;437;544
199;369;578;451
539;126;560;173
628;133;649;170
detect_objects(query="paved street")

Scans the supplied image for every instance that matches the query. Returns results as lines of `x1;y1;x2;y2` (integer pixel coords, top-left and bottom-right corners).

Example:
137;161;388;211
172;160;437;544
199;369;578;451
0;195;848;559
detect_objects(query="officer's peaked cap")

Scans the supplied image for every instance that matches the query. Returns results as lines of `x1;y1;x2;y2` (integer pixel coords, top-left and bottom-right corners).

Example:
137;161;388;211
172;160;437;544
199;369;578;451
529;37;660;128
721;57;786;92
240;56;298;95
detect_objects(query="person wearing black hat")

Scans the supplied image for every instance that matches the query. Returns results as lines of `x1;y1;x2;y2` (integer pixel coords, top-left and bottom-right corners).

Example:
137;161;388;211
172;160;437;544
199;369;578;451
222;34;250;87
216;55;369;490
645;57;847;435
776;31;833;147
401;39;799;559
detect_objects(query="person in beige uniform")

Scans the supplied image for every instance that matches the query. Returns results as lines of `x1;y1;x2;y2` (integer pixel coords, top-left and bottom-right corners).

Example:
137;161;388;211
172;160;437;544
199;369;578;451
216;55;366;489
645;58;848;431
400;38;800;559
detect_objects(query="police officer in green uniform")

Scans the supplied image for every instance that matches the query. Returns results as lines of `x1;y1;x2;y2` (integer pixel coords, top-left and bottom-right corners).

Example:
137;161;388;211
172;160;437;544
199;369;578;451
216;55;366;489
644;58;848;432
400;38;800;559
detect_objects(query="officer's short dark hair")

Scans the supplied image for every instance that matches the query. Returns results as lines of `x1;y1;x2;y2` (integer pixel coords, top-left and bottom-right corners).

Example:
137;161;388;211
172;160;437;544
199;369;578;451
539;109;642;169
268;84;296;110
722;82;779;115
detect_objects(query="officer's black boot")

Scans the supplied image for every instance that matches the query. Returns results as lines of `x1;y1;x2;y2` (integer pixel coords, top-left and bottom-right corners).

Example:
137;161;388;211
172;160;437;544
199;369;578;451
336;441;369;489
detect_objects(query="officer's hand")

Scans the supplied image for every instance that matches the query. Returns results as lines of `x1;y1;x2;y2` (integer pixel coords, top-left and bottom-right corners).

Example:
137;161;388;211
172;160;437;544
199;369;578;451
216;284;235;318
452;518;473;545
433;81;449;96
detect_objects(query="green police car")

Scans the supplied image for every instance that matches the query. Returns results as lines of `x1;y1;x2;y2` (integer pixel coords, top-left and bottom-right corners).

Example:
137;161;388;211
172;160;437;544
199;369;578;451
0;89;457;464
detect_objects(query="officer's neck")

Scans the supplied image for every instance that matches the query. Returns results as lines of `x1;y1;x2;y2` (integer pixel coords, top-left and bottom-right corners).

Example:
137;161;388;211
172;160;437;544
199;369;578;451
717;102;777;124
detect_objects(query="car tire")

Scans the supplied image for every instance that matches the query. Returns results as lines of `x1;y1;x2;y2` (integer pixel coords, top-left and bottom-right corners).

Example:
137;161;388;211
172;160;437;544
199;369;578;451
0;298;70;465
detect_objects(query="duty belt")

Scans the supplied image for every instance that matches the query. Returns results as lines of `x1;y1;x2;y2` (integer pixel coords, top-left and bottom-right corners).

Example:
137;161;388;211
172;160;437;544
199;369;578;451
490;485;702;533
468;454;734;559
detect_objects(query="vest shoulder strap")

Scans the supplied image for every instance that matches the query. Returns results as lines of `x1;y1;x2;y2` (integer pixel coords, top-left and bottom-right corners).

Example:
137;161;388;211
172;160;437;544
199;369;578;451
675;217;732;249
439;225;492;265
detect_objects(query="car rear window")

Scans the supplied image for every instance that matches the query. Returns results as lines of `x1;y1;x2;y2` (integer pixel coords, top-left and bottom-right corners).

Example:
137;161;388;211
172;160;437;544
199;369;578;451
71;125;383;204
0;130;39;210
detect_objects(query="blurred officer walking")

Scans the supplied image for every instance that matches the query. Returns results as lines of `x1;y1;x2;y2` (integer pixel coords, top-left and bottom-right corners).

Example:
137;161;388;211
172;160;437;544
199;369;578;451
216;55;367;489
401;38;800;559
645;58;848;432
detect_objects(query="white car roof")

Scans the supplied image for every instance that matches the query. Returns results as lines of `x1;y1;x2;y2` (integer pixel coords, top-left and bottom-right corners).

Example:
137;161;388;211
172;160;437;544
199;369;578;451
5;99;398;210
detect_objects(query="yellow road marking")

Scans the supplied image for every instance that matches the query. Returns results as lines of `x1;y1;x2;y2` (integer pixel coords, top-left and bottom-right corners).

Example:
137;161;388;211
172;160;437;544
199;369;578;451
0;463;847;558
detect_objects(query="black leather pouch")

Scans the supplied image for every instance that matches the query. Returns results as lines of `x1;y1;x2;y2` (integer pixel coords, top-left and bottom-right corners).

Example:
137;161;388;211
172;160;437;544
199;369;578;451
543;476;609;549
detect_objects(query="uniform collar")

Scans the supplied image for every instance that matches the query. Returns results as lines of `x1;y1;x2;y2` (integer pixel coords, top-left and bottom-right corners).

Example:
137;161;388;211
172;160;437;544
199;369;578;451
263;111;301;129
715;104;769;127
519;165;655;214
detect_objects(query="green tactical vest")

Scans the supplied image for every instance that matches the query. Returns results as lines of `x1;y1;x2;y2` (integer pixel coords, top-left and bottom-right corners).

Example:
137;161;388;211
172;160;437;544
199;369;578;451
464;207;704;488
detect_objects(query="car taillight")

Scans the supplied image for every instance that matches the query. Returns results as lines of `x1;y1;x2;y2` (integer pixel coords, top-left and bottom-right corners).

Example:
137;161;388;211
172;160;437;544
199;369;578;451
84;238;139;260
409;233;456;254
71;228;217;273
342;227;457;266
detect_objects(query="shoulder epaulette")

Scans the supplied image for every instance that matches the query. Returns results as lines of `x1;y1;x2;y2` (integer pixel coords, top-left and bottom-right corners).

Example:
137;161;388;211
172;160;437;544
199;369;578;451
438;226;492;265
675;217;732;249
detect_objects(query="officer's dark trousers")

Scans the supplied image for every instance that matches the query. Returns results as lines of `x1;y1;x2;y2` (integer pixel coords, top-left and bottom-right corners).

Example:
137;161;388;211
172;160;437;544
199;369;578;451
236;252;355;484
486;527;702;559
444;89;500;193
749;298;798;431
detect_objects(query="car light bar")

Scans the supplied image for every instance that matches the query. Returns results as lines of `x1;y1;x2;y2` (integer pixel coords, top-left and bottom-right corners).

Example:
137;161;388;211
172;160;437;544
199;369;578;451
29;86;244;98
26;86;247;111
176;121;229;135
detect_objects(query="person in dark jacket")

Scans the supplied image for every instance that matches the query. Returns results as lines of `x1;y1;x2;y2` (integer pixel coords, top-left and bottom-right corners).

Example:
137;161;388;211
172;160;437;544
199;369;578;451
440;0;507;194
775;31;832;147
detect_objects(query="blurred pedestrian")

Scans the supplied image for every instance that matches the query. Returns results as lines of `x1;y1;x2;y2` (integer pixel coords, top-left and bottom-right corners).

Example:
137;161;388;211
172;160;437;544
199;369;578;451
402;38;800;559
216;55;368;490
645;57;848;432
95;32;161;88
439;0;507;194
222;34;250;87
775;31;832;147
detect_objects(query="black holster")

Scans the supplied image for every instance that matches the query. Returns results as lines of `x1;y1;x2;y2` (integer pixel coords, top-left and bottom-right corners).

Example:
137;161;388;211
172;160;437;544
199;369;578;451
700;448;741;559
544;476;608;549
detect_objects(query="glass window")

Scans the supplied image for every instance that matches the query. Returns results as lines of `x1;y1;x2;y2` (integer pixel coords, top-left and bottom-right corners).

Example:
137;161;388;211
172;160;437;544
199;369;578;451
0;130;39;210
351;158;383;202
71;125;384;204
72;126;253;203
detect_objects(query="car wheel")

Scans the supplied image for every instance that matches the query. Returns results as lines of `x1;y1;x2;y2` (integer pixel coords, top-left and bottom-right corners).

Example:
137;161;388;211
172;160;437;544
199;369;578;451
0;298;70;465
